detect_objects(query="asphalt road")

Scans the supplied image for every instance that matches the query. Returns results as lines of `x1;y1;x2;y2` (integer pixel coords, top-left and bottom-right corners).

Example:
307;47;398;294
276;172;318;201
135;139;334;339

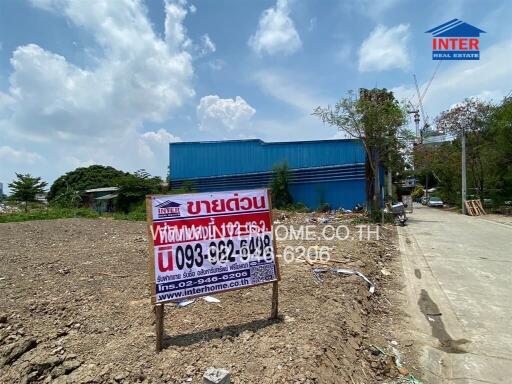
398;204;512;383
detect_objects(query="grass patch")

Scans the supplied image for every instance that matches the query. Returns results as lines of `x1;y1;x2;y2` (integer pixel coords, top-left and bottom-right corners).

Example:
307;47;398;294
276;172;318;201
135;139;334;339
112;210;146;221
0;207;99;223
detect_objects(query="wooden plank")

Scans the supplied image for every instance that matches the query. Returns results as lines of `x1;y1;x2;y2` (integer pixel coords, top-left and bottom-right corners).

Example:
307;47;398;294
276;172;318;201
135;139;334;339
464;201;473;216
270;281;279;320
147;196;164;352
267;189;280;320
476;200;487;215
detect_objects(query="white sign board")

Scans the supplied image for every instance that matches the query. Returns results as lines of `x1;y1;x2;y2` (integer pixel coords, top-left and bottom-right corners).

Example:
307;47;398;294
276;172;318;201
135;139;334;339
146;189;279;304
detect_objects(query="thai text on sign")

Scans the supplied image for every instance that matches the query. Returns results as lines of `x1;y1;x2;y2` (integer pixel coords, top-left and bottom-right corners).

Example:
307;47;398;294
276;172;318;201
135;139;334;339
147;189;279;304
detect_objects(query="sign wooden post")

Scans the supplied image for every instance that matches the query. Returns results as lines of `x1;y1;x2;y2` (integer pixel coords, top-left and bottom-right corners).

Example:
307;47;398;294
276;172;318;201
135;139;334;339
268;190;279;320
146;189;280;352
155;304;164;352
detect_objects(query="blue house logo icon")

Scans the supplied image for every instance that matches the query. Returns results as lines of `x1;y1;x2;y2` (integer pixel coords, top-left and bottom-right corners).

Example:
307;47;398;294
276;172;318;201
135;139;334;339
156;200;181;218
426;19;485;60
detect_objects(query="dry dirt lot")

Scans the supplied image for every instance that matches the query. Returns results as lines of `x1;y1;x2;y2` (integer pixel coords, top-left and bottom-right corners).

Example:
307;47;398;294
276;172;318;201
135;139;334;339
0;212;418;383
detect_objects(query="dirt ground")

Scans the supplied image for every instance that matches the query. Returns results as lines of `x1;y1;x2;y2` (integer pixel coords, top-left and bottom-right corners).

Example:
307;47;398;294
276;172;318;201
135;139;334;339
0;212;419;383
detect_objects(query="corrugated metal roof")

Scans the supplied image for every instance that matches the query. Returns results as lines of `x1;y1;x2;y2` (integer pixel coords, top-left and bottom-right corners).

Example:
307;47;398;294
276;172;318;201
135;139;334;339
170;138;365;179
85;187;119;193
95;193;118;200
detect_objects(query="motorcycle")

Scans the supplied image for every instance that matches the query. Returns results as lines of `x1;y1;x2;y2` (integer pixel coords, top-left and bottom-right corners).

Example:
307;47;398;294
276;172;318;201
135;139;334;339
385;202;407;226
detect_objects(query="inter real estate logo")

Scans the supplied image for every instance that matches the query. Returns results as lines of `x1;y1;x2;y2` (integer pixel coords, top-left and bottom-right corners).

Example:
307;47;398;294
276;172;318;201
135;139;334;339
426;19;485;60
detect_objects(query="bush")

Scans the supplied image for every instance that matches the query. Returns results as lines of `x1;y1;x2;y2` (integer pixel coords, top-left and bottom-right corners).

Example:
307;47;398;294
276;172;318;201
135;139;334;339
317;202;331;213
411;186;424;200
370;209;395;223
270;162;293;209
113;201;147;221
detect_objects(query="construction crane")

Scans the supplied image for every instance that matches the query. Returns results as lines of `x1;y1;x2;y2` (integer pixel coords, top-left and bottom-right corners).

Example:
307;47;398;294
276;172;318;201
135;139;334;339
412;62;441;142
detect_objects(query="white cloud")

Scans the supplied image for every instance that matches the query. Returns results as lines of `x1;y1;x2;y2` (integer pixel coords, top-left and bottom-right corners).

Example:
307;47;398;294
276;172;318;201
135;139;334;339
0;0;198;183
208;59;225;71
199;34;216;56
1;0;194;142
253;70;330;113
141;128;182;144
189;4;197;13
392;39;512;124
358;24;410;72
248;0;302;56
197;95;256;132
0;145;43;164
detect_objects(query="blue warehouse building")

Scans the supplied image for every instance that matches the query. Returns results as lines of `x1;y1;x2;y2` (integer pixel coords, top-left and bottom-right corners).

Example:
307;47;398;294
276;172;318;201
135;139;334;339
169;139;376;210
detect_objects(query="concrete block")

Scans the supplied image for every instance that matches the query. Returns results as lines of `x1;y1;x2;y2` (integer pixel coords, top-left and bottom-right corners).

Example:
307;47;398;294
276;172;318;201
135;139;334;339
203;367;230;384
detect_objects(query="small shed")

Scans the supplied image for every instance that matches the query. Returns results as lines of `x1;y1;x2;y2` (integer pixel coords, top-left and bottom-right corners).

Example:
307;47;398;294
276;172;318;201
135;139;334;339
84;187;119;213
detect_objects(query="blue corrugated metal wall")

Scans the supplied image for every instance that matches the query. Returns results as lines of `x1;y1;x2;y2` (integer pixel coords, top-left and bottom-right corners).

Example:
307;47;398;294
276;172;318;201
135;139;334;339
169;139;368;209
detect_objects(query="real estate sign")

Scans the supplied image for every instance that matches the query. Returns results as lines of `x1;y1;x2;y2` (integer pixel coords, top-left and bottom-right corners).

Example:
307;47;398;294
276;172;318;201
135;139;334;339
146;189;279;304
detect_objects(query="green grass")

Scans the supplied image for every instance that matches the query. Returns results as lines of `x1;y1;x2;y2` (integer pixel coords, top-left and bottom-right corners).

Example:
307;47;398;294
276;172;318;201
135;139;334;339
0;207;99;223
112;210;146;221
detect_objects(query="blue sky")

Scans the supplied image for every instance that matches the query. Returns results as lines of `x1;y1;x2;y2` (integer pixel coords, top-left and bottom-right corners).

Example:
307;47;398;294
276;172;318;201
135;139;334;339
1;0;511;191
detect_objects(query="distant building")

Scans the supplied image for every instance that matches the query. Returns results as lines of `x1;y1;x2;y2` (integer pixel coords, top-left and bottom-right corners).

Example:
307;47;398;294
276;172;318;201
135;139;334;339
0;182;3;199
169;139;384;210
84;187;119;212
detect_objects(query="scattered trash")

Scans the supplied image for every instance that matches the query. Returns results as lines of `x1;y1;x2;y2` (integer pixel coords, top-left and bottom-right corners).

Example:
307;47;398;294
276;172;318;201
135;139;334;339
370;345;386;356
312;268;329;283
390;375;423;384
311;267;375;293
332;268;376;293
426;312;442;317
203;367;231;384
390;340;398;346
381;268;391;276
389;346;402;368
427;316;435;322
203;296;221;303
176;299;195;308
319;217;331;224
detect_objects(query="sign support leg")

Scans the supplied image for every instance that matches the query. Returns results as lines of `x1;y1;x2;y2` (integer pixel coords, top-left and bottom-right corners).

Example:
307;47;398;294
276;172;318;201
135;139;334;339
270;281;279;319
155;304;164;352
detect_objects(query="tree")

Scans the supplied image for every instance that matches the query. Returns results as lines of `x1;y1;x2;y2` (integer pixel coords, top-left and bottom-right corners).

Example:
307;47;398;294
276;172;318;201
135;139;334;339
8;173;48;212
48;165;128;204
435;98;493;200
115;169;163;213
269;162;293;209
314;88;410;211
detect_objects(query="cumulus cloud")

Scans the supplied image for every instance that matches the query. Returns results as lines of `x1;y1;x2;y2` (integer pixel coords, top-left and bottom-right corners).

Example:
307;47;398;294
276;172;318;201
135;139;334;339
358;24;410;72
197;95;256;132
248;0;302;56
0;145;44;164
0;0;197;182
141;128;182;144
1;0;194;142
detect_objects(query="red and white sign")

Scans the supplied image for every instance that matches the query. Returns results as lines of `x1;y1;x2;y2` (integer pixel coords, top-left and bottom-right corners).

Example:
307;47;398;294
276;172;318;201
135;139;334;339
147;189;278;304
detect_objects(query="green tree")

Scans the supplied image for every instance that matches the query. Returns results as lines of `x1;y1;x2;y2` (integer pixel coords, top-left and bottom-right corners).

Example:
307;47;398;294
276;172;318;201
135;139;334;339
435;98;493;200
314;88;410;211
48;165;128;205
8;173;48;212
115;169;163;213
485;97;512;200
269;162;293;209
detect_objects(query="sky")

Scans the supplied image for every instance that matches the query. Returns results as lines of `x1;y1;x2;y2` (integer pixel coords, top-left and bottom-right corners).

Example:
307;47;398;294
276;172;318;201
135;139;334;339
1;0;511;192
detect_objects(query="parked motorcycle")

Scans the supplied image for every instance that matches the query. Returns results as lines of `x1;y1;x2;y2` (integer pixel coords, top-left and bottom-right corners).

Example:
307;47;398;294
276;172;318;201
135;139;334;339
385;202;407;226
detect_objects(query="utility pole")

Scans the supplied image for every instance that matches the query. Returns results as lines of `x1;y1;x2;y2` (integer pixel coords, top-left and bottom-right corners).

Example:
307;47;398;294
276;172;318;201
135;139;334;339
461;128;467;215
